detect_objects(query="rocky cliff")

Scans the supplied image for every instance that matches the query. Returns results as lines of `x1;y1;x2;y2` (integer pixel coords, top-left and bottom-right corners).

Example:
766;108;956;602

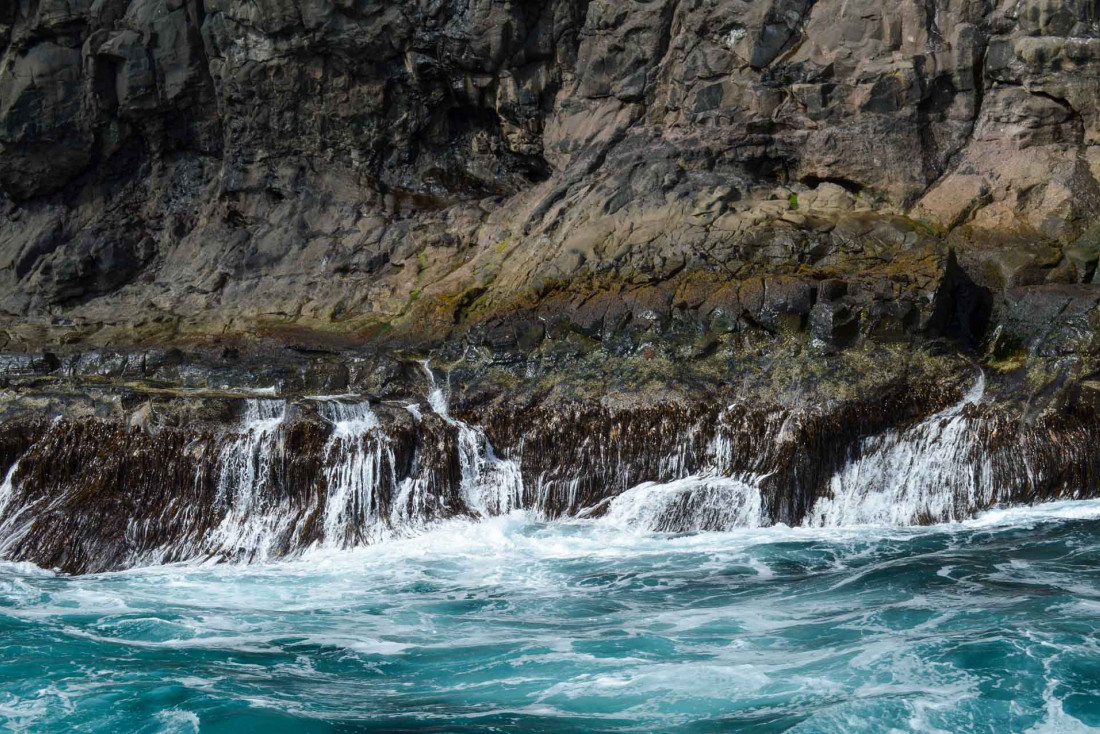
2;0;1099;348
2;0;1100;572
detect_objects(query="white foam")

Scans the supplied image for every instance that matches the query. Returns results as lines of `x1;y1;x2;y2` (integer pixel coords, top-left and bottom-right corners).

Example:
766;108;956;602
965;499;1100;528
155;709;200;733
420;360;524;517
0;560;54;577
598;475;766;532
806;371;988;527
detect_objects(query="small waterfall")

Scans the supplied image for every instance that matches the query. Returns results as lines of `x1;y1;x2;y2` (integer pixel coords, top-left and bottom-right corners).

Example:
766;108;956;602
422;360;450;418
216;401;286;509
315;398;394;547
12;361;1099;576
315;396;378;435
420;361;524;516
206;400;292;561
594;475;766;532
564;406;776;532
196;377;528;561
805;373;989;527
0;460;17;518
0;461;25;558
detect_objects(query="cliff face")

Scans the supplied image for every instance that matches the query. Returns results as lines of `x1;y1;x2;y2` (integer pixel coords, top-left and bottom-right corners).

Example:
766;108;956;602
4;1;1100;573
2;0;1100;352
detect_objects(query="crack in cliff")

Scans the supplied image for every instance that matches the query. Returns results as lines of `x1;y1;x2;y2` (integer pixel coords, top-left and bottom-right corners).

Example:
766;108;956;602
187;0;222;146
909;28;989;217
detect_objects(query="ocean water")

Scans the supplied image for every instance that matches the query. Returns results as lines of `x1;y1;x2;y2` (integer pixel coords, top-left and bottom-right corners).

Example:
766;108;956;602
4;502;1100;733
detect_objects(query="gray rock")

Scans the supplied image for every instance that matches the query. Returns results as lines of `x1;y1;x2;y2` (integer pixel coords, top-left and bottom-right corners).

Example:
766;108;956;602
0;0;1099;359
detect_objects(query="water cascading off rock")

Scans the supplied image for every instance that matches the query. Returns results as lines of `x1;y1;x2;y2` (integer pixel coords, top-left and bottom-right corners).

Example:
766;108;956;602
0;371;1098;574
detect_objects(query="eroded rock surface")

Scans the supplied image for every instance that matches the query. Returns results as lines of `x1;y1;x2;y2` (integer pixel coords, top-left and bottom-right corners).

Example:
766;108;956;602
4;1;1100;572
2;0;1100;350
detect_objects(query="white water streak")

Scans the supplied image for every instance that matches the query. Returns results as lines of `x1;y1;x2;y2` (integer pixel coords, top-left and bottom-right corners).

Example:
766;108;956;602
0;461;31;559
207;400;291;561
806;372;989;527
420;361;524;516
0;460;18;518
317;400;391;547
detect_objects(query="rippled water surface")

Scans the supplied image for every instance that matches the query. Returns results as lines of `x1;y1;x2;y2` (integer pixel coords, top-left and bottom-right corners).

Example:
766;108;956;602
5;502;1100;733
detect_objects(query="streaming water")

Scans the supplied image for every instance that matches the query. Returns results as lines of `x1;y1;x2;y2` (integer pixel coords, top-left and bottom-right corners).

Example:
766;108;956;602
807;372;988;527
314;397;390;548
4;504;1100;732
206;400;290;563
420;361;524;516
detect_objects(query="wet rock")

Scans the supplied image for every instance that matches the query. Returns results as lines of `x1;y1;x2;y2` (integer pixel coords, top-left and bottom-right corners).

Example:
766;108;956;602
1;358;1098;575
756;277;815;333
1002;285;1100;357
810;301;860;349
0;353;61;376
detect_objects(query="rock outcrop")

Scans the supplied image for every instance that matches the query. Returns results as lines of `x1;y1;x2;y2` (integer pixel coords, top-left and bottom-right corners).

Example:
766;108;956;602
3;1;1100;573
2;0;1100;350
3;356;1100;575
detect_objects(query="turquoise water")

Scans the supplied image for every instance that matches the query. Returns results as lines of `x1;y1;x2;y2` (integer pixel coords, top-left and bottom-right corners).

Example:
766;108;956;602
4;503;1100;733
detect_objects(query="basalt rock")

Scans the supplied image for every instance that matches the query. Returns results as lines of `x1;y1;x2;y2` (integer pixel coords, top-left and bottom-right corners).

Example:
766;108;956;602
1;0;1100;353
4;0;1100;572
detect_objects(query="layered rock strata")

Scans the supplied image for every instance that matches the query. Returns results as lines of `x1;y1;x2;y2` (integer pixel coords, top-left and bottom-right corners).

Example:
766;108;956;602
3;1;1100;573
2;0;1100;348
